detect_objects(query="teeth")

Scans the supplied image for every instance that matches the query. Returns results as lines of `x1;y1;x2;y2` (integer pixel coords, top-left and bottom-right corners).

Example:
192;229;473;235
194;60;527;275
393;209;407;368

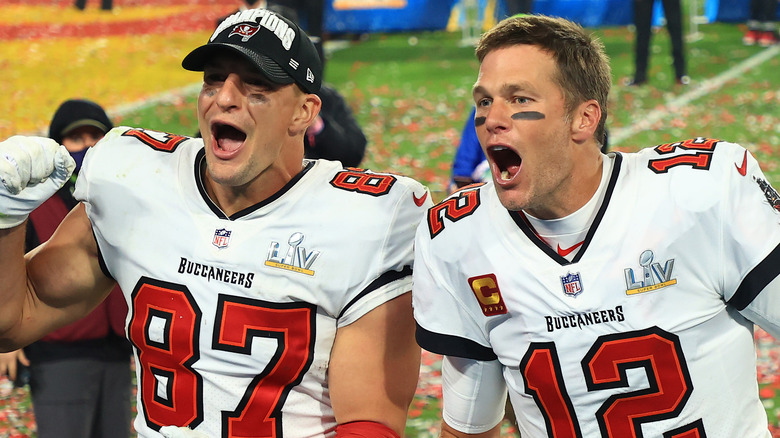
501;170;510;180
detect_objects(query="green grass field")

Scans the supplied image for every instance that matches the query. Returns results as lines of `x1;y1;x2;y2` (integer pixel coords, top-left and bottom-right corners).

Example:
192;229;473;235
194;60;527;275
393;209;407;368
2;5;780;437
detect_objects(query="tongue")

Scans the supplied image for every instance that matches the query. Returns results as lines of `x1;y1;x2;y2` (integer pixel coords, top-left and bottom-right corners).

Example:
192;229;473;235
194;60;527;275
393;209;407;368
500;157;522;180
493;148;522;180
217;136;243;152
215;127;245;152
505;163;521;178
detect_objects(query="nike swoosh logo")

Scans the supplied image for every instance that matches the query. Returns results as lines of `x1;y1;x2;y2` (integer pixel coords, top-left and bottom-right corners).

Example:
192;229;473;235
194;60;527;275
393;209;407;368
735;150;748;176
557;241;584;257
413;191;428;207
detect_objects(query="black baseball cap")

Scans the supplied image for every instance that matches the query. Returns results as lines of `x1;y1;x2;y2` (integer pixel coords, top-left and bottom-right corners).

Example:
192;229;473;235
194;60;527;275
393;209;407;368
48;99;113;144
182;8;322;94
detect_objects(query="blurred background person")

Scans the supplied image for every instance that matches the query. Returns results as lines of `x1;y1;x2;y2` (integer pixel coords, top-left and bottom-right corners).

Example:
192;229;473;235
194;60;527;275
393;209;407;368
74;0;112;11
304;83;367;167
448;107;487;194
743;0;779;46
0;99;132;438
628;0;689;86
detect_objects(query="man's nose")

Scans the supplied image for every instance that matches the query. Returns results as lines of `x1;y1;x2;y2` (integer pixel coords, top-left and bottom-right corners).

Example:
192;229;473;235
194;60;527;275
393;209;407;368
215;74;244;111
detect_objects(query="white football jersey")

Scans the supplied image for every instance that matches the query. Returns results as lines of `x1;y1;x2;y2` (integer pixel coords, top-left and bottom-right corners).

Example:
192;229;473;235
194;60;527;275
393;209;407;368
74;127;432;438
414;138;780;438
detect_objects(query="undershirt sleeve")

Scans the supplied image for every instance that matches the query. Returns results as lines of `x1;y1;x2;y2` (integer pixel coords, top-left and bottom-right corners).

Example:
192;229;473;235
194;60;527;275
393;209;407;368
441;355;507;434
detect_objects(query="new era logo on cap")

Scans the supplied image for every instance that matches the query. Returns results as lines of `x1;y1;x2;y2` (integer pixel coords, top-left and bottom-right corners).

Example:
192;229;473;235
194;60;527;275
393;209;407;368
182;8;321;94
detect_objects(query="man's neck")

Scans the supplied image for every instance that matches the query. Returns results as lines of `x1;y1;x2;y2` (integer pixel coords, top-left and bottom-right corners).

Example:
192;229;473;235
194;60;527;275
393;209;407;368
200;159;304;217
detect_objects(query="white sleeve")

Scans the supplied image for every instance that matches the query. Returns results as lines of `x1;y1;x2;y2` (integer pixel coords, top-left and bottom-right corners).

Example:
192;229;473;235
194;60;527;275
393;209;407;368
441;355;507;434
718;142;780;338
412;219;496;360
338;176;431;327
739;276;780;339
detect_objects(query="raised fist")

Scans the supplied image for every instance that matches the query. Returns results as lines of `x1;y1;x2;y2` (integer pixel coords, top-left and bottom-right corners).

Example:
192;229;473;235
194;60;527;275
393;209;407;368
0;136;76;229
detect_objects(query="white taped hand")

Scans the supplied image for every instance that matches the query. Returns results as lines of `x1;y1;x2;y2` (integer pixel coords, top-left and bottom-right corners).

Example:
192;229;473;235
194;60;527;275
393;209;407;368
0;136;76;229
159;426;209;438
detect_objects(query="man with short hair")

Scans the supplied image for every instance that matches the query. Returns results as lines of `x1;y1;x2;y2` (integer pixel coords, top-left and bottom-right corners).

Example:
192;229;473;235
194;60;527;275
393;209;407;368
414;14;780;437
0;8;430;438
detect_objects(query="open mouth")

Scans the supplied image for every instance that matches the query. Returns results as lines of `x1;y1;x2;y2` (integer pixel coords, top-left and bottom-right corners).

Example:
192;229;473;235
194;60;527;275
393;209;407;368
488;146;522;181
212;122;246;152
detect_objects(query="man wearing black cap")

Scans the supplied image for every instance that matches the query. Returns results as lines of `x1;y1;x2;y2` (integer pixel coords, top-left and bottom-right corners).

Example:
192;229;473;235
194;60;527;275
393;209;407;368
0;98;132;438
0;8;430;438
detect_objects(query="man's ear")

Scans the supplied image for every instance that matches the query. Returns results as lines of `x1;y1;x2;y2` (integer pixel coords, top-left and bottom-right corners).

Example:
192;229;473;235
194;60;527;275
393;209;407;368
571;99;601;143
290;92;322;136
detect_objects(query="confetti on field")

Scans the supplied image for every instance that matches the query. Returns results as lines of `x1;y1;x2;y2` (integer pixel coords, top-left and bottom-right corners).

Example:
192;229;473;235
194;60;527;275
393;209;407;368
2;2;780;437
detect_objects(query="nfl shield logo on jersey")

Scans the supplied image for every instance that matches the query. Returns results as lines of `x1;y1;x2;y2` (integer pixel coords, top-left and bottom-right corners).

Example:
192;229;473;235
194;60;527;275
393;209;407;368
560;272;583;297
212;228;232;248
